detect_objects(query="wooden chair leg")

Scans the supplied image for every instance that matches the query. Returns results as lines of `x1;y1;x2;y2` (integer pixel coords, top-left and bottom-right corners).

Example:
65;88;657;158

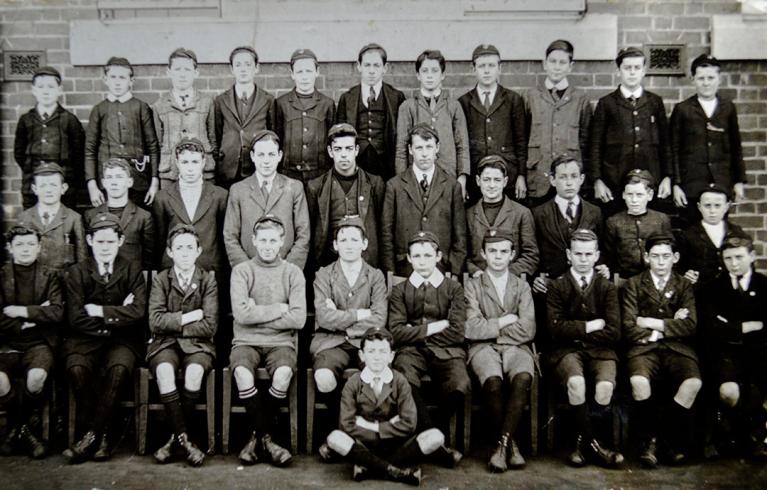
289;371;298;455
449;411;457;448
206;370;216;455
305;368;315;455
530;373;539;456
67;383;76;447
221;368;231;455
136;368;149;456
462;388;471;452
546;383;556;452
41;378;52;443
613;403;622;449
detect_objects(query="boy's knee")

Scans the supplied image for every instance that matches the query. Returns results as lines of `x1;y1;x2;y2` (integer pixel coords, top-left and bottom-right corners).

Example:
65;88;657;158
327;430;353;456
314;369;337;394
26;368;48;395
0;372;10;397
416;428;445;454
155;362;177;393
594;381;614;406
674;377;702;409
630;375;652;401
272;366;293;392
566;376;586;405
233;366;254;390
184;364;205;392
719;382;740;407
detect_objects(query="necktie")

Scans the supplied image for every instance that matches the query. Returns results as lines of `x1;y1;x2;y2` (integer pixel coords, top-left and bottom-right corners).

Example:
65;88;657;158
657;277;666;292
483;91;491;111
565;201;575;223
735;275;745;293
241;92;249;105
420;174;429;193
42;212;50;226
580;275;588;290
367;88;376;108
179;94;188;108
372;376;381;396
261;180;270;201
629;95;637;107
102;263;111;283
551;89;560;102
428;96;437;112
180;276;189;291
42;112;49;121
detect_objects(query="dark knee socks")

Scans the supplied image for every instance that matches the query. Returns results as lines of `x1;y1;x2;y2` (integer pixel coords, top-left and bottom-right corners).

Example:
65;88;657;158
437;390;464;440
409;385;432;431
388;437;425;467
181;388;201;429
634;398;656;443
482;377;503;437
503;373;532;438
348;441;393;475
93;365;130;434
161;390;187;436
68;365;95;427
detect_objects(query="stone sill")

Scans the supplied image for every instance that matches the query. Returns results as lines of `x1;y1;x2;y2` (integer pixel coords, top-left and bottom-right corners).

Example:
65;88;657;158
712;15;767;60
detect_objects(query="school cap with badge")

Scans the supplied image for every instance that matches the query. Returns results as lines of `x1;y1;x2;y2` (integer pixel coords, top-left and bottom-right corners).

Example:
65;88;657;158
32;66;62;83
644;231;676;252
362;326;394;344
408;230;441;250
697;182;730;200
477;155;509;175
472;44;500;61
33;161;65;176
105;56;133;75
623;168;655;187
290;48;318;65
408;123;440;143
88;212;123;234
249;129;280;149
334;214;367;236
174;136;206;155
483;228;515;245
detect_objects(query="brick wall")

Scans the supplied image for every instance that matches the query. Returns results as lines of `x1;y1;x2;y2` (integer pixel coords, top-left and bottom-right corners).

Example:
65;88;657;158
2;0;766;266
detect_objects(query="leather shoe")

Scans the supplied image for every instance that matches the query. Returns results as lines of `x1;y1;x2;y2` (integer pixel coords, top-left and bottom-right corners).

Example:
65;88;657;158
507;438;526;469
153;435;177;464
352;464;369;482
18;424;46;459
386;464;421;486
262;434;292;466
63;430;97;464
639;437;658;469
238;431;259;465
0;425;19;456
317;442;336;463
177;433;205;467
568;435;586;467
436;445;462;468
589;438;623;468
93;432;112;461
488;434;508;472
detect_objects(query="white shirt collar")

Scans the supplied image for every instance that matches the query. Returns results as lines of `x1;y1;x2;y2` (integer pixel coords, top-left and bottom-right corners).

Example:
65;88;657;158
256;173;276;191
697;96;718;118
174;266;195;284
408;268;444;288
360;366;394;385
554;194;580;219
412;165;435;186
235;83;255;100
179;179;203;190
701;221;726;247
420;88;442;100
476;83;498;103
487;270;509;298
37;203;61;221
106;92;133;103
97;260;115;276
619;85;643;100
730;270;752;290
36;103;57;118
173;88;195;106
544;78;569;91
570;268;594;287
650;271;671;290
362;82;383;102
339;259;363;285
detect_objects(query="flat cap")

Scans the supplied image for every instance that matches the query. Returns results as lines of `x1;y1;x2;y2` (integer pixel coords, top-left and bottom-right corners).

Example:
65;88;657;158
254;214;284;228
483;228;514;245
169;47;198;65
408;123;439;143
644;231;676;252
105;56;132;69
358;43;386;60
477;155;508;174
290;48;318;65
175;136;206;153
407;230;440;250
33;161;64;176
334;215;366;234
249;129;280;148
361;326;394;344
6;222;41;240
623;168;655;187
697;182;730;200
102;157;132;173
88;212;122;233
616;46;645;66
32;66;61;82
472;43;500;61
328;123;357;141
690;53;720;76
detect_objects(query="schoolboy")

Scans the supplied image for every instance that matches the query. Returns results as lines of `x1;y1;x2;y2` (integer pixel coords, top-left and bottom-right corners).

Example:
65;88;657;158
589;47;673;215
223;130;310;268
458;44;527;203
703;234;767;459
17;162;87;272
85;57;160;208
311;216;387;453
152;48;216;188
622;232;701;467
230;215;306;467
147;224;217;466
466;155;539;278
85;158;155;270
325;327;450;486
605;169;672;279
670;54;746;213
275;49;336;183
464;230;535;471
336;43;406;181
306;123;385;269
0;224;63;459
14;66;85;209
213;46;276;189
524;40;592;207
394;50;470;199
547;229;623;468
388;231;467;466
62;213;147;464
381;124;466;276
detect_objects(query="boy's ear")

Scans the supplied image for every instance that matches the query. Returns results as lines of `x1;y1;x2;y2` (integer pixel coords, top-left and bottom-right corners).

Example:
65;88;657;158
594;249;601;263
647;188;654;201
166;247;174;259
327;145;334;159
643;251;650;264
672;252;680;264
86;235;94;247
332;240;339;253
118;235;125;247
361;238;369;252
30;183;38;194
565;248;572;264
127;176;134;189
358;350;365;363
61;182;69;193
436;250;444;262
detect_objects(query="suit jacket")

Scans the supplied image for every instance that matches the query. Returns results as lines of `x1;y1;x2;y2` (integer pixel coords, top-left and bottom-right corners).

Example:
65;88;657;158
223;173;310;268
546;272;620;365
677;220;744;291
381;168;467;275
336;83;406;178
605;209;672;278
622;270;697;360
17;205;87;272
147;266;217;359
306;168;385;268
702;271;767;347
464;272;535;364
63;257;147;355
532;197;603;278
466;197;539;276
310;260;387;355
670;95;746;199
274;89;336;174
588;88;672;193
0;262;63;349
152;182;228;272
85;200;155;270
213;85;275;186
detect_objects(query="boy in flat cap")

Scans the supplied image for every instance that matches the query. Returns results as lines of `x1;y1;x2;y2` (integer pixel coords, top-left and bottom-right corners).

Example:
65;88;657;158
18;162;87;272
395;50;470;199
311;216;388;453
153;48;217;189
670;54;746;221
467;155;538;278
224;130;310;268
388;231;467;467
275;48;336;184
306;123;385;269
622;232;701;468
62;213;148;463
546;229;623;469
524;40;592;208
85;57;160;209
458;44;527;203
14;66;84;209
336;43;406;181
230;215;306;467
465;229;535;471
214;46;276;189
0;223;63;459
589;47;673;216
382;124;466;276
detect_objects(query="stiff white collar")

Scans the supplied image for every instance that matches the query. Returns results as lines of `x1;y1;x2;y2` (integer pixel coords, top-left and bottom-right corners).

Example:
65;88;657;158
545;78;569;91
106;92;133;103
360;366;394;384
412;165;435;186
409;268;444;288
570;268;594;287
730;270;752;291
619;85;643;100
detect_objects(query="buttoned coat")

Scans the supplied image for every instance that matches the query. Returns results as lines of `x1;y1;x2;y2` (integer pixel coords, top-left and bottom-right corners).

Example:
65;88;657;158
85;200;155;270
0;262;63;348
677;220;744;291
17;205;87;272
274;89;335;175
701;271;767;347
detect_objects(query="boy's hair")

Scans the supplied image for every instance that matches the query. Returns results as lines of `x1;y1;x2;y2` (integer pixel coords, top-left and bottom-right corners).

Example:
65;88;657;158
623;169;655;190
360;327;394;350
549;153;582;175
102;157;132;176
167;223;200;249
327;123;357;145
615;46;645;67
249;130;281;152
408;123;439;146
722;233;754;253
32;66;62;85
546;39;574;60
477;155;508;176
644;232;676;253
168;47;198;69
690;53;720;77
175;137;206;158
229;46;258;65
415;49;446;73
570;228;598;247
5;223;41;243
104;56;134;77
252;215;285;237
407;231;441;254
358;43;388;64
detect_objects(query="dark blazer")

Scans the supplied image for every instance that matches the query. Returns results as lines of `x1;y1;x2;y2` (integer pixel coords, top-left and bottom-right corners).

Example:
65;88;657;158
547;272;620;366
458;85;528;182
381;168;467;276
306;168;385;268
213;86;275;186
63;257;147;356
670;95;746;199
0;262;63;348
605;209;672;278
622;270;697;361
85;200;155;270
702;271;767;347
152;181;228;272
17;205;87;272
532;197;603;278
336;83;406;179
588;88;672;194
274;89;335;175
147;266;217;360
677;220;745;290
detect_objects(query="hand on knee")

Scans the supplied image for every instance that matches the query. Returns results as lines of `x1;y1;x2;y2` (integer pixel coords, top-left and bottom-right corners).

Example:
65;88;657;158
327;430;353;456
272;366;293;393
630;375;652;401
719;382;740;408
674;378;702;409
566;376;586;406
155;362;177;394
416;428;445;454
233;366;255;391
314;369;337;394
594;381;614;406
0;372;11;397
26;368;48;395
184;364;205;393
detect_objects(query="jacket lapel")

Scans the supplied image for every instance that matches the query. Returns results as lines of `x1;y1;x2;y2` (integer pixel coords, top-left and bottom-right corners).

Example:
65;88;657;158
2;264;16;304
358;170;372;221
242;88;270;127
45;207;67;234
468;88;487;115
345;85;360;123
167;184;192;223
375;383;392;406
317;172;332;242
423;169;448;215
120;200;137;233
480;273;504;310
265;174;286;213
244;175;267;212
191;183;214;223
641;271;664;305
486;87;506;116
546;200;569;249
221;87;239;123
401;171;425;212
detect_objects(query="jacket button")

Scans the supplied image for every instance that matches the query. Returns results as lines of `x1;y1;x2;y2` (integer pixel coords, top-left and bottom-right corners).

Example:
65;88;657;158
42;124;47;128
304;128;308;132
634;144;639;148
633;111;638;116
296;164;302;170
422;216;427;221
302;112;307;116
41;139;47;143
635;126;640;131
431;117;436;122
486;118;491;123
487;136;492;140
303;144;307;148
